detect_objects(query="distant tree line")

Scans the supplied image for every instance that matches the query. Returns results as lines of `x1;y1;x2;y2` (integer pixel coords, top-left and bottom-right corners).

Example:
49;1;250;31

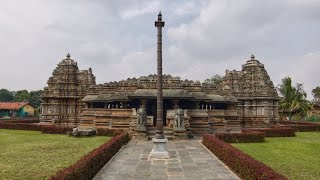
312;86;320;105
0;89;42;108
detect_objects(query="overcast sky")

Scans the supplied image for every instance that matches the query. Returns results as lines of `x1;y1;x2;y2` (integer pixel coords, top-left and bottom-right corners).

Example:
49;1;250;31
0;0;319;99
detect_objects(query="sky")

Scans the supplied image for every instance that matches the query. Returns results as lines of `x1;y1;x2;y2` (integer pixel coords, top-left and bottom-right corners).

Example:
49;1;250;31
0;0;319;99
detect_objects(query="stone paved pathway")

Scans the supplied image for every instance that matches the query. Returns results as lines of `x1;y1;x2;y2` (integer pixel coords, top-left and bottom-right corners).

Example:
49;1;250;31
94;140;239;180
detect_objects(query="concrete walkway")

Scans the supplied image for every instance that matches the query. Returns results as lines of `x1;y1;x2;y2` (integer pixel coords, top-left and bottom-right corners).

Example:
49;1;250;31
94;139;239;180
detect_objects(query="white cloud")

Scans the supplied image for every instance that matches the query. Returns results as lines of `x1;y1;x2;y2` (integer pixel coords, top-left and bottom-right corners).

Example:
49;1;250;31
0;0;319;100
120;1;160;19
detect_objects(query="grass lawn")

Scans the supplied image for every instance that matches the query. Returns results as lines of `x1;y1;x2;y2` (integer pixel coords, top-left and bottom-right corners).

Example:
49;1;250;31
0;129;111;179
232;132;320;180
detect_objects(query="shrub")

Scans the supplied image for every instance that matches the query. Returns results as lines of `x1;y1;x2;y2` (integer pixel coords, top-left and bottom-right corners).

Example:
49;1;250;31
305;115;320;122
202;134;287;180
285;125;319;132
215;131;265;143
244;128;296;137
50;132;129;180
279;120;320;132
0;123;72;134
0;118;40;124
96;128;124;136
0;123;41;131
112;130;123;137
279;120;317;125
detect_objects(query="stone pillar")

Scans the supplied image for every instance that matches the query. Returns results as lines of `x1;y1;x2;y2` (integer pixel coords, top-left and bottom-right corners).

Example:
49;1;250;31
149;12;170;159
121;101;127;109
195;102;200;109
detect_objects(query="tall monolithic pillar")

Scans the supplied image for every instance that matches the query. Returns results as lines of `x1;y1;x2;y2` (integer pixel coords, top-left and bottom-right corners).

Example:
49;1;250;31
149;12;170;159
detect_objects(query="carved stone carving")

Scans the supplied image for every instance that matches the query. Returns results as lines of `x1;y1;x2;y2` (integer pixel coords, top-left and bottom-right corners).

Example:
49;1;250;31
174;109;185;132
136;108;147;131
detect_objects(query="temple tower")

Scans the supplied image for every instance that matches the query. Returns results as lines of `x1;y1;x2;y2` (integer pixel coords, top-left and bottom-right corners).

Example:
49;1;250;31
221;55;280;128
40;54;96;126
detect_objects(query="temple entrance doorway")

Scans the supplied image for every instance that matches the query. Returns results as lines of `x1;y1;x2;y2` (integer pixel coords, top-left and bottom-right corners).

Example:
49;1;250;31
146;99;173;126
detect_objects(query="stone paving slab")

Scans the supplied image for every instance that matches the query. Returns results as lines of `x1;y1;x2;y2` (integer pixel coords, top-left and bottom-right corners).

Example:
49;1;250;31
94;140;239;180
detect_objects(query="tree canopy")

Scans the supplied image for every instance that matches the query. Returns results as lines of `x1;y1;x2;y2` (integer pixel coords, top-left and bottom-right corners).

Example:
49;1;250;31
0;89;42;107
204;74;223;85
278;77;311;120
311;86;320;104
0;89;14;102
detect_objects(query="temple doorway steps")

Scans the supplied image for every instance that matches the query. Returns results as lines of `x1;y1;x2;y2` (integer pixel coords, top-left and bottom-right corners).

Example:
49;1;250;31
147;126;174;140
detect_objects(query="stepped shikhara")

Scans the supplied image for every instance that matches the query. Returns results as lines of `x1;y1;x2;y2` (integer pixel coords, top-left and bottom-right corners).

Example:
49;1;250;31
41;54;279;138
219;55;280;128
40;54;96;126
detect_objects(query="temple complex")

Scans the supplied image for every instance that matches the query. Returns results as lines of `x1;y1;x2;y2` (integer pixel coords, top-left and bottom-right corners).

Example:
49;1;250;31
41;54;279;139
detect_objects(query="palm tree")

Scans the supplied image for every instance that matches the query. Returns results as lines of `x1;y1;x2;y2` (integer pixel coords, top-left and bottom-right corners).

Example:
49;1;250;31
278;77;312;120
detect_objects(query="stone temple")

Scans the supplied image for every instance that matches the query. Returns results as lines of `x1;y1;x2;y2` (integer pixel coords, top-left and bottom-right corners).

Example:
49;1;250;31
41;54;279;139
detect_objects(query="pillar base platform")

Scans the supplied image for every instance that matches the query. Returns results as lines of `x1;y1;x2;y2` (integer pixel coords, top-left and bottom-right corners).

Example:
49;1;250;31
149;137;170;159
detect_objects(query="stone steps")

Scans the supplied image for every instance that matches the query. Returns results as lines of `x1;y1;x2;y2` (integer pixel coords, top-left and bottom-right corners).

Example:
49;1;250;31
147;126;174;140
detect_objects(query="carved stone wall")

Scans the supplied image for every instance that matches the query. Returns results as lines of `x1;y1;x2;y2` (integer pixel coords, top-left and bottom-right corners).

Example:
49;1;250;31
40;54;96;126
80;108;134;129
85;74;213;96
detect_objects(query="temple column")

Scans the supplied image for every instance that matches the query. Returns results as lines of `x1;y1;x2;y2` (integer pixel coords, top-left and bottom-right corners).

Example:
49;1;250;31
121;101;127;109
173;100;179;109
195;101;200;109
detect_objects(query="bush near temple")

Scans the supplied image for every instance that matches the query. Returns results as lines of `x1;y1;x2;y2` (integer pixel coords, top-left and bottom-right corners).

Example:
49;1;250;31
0;118;40;124
279;120;318;125
0;123;73;134
202;134;287;180
96;128;124;137
0;122;127;136
50;133;129;180
215;131;265;143
243;128;296;137
0;123;41;131
285;125;319;132
279;120;320;132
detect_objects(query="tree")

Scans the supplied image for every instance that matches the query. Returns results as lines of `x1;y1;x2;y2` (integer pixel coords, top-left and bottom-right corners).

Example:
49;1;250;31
29;90;43;107
204;74;223;85
0;89;14;102
14;90;31;102
311;86;320;104
278;77;312;120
